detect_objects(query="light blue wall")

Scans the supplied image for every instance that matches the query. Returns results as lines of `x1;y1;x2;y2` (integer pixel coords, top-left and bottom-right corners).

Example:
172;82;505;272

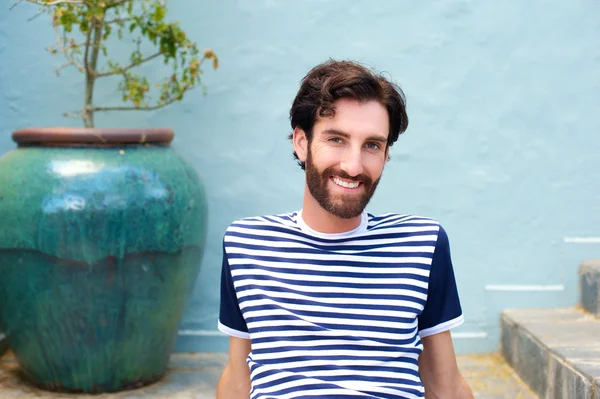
1;1;599;354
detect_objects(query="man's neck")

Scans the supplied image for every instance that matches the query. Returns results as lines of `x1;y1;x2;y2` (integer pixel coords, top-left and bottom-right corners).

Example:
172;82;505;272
301;187;363;234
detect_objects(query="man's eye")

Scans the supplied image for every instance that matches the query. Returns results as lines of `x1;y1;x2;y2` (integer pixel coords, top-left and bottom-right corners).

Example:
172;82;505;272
329;137;342;143
366;143;381;150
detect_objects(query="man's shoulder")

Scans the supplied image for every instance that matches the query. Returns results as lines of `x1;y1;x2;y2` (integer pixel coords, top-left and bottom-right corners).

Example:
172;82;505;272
367;212;442;230
367;213;452;254
367;212;448;243
224;211;300;235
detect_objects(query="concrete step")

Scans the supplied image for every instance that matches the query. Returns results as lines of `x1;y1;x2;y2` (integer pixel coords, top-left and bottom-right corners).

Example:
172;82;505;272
0;351;535;398
501;307;600;399
581;260;600;318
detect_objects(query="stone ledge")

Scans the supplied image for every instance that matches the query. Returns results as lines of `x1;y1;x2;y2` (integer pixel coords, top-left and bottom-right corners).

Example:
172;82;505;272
580;260;600;318
501;307;600;399
0;351;228;398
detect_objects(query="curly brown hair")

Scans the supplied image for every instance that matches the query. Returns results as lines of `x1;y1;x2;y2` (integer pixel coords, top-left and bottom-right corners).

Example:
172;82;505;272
289;59;409;170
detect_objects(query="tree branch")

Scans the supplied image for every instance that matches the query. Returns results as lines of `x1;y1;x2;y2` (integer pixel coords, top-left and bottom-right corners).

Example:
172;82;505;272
83;23;92;74
24;0;84;6
56;60;76;75
83;13;105;127
95;51;162;77
105;0;131;8
52;23;84;73
104;16;135;24
91;102;176;112
91;89;194;112
66;41;86;49
62;110;83;119
10;0;24;9
26;9;46;21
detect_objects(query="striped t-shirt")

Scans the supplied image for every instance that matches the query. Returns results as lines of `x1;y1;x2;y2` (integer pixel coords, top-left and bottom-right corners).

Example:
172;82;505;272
218;210;463;399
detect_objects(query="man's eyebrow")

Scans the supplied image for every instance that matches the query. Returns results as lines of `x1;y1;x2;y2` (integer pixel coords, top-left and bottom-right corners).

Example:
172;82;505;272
322;129;351;138
322;129;387;143
366;135;388;143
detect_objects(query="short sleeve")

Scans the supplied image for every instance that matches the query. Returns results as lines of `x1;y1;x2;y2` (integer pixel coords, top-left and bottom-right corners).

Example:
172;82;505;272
418;225;464;338
218;243;250;339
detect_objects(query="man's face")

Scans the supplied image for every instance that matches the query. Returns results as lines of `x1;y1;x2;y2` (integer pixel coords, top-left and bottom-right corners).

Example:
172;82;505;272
300;98;390;219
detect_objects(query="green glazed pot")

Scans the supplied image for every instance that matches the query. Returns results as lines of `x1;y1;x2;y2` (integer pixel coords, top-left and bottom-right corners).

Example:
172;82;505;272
0;332;8;357
0;128;207;393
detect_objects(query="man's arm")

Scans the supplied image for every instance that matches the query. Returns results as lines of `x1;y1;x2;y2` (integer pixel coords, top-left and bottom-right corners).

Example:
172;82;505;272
217;336;252;399
418;331;474;399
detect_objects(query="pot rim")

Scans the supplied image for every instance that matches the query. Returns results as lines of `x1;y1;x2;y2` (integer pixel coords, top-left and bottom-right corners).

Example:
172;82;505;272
12;127;174;146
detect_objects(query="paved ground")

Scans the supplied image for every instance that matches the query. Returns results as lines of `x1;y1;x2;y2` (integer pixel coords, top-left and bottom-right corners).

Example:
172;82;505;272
0;351;537;398
457;354;538;399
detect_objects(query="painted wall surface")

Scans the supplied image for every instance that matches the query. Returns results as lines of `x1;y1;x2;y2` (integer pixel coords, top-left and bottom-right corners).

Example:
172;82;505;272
0;1;599;354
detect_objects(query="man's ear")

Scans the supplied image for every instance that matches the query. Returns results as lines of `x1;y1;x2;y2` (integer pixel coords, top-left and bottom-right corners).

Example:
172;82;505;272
292;127;308;163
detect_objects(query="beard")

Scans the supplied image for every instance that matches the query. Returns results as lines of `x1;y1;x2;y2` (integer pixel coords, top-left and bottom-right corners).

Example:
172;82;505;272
305;148;381;219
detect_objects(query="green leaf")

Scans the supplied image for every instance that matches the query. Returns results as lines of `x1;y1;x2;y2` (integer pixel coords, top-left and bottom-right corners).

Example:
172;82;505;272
103;24;112;40
152;5;165;22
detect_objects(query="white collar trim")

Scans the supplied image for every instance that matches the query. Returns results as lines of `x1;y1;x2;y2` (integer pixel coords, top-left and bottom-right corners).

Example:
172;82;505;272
295;209;368;239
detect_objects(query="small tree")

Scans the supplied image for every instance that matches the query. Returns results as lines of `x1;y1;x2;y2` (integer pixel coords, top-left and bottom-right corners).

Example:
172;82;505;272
13;0;218;128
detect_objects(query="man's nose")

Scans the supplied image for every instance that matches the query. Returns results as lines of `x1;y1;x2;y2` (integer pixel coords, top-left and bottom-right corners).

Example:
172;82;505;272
340;148;364;177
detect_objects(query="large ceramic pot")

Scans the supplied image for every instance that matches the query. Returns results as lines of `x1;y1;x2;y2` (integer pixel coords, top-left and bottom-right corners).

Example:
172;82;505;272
0;330;8;356
0;128;207;392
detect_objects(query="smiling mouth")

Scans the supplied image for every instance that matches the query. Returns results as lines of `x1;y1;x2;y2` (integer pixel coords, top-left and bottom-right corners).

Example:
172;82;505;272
331;176;361;189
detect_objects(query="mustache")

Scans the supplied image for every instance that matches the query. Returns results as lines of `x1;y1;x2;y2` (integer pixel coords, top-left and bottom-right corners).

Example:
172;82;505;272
323;167;371;185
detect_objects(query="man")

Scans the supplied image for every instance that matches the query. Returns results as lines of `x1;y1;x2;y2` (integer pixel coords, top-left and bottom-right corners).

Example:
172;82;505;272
217;59;474;399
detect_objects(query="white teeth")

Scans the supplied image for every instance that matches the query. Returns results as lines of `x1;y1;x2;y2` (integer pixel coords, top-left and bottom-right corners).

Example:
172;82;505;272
333;177;359;189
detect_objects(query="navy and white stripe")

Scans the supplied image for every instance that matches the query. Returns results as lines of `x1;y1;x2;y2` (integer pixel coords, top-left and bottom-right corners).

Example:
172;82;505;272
219;211;463;399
